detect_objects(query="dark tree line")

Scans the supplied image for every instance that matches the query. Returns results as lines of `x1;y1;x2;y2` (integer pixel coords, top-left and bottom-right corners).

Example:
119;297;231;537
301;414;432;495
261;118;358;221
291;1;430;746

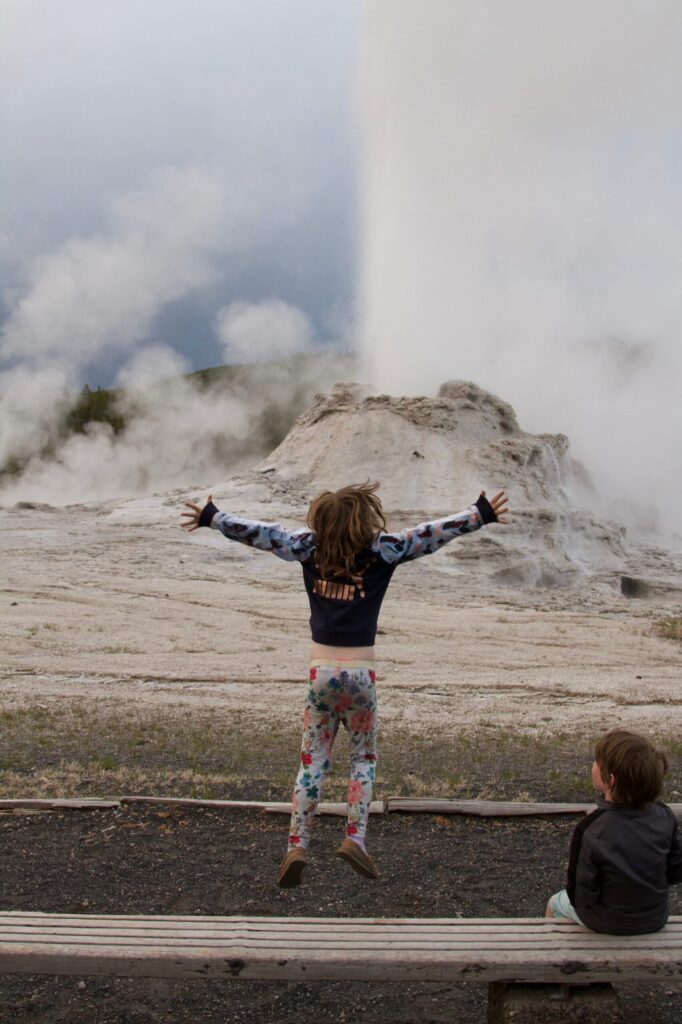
63;384;126;436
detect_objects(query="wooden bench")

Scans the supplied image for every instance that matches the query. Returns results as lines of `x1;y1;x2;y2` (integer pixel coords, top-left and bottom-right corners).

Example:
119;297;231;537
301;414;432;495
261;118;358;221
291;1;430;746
1;912;680;1021
0;912;680;982
2;912;680;982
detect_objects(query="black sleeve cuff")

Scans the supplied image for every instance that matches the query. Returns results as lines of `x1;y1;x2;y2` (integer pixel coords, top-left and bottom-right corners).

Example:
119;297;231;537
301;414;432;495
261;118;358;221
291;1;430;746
199;501;219;528
474;493;497;524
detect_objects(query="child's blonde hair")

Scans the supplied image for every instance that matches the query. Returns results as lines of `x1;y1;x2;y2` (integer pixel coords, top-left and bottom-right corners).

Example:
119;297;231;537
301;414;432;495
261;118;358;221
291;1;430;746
595;729;667;808
307;482;386;578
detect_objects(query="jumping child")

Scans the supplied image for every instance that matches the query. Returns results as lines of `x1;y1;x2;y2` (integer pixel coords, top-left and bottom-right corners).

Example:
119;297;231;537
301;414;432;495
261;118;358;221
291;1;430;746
181;483;508;887
546;729;682;933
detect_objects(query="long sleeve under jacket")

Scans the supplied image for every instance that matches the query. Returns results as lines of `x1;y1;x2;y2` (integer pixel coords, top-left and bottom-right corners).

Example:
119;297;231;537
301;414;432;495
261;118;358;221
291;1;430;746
199;494;496;646
566;796;682;935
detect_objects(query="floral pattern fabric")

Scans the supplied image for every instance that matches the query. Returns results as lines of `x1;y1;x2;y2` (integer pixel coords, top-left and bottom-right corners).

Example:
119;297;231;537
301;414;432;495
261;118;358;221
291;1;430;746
288;663;377;850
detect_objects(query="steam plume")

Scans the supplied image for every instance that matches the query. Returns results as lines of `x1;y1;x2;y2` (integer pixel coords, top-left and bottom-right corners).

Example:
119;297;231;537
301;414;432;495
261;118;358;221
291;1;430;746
359;1;682;534
0;168;346;504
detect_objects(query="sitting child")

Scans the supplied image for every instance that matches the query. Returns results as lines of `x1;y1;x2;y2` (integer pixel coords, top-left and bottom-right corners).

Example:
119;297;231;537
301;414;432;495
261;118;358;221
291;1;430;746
546;729;682;933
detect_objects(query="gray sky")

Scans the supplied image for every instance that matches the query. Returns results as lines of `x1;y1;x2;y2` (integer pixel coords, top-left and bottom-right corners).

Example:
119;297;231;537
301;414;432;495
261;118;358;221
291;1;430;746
0;0;358;384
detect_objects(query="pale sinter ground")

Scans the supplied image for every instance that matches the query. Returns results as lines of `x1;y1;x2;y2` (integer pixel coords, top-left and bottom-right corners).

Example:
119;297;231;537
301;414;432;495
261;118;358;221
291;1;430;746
2;379;681;799
1;489;681;798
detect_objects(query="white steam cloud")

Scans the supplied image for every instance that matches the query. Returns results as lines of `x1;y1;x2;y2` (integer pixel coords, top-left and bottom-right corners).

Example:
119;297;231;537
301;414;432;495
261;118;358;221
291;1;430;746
215;299;315;363
359;1;682;535
0;167;231;498
0;167;344;505
1;167;228;371
0;374;249;506
115;345;190;391
0;350;353;507
0;365;69;466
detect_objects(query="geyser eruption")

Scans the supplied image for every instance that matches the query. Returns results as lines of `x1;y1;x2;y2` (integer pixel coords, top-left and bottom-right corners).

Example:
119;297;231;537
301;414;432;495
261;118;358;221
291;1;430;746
359;1;682;536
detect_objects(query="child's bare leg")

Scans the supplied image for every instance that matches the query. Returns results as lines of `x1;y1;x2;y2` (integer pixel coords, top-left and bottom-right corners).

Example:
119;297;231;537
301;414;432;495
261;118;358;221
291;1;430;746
545;900;554;918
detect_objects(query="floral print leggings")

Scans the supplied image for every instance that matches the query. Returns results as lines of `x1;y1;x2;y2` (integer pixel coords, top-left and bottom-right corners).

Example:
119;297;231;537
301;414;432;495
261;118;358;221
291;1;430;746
288;661;377;850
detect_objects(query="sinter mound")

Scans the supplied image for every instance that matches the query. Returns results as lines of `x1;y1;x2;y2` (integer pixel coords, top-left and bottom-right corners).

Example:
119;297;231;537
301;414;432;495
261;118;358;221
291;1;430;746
230;380;678;595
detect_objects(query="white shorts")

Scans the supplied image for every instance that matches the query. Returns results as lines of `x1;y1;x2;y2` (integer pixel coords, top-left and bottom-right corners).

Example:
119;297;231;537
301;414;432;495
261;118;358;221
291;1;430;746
548;889;584;925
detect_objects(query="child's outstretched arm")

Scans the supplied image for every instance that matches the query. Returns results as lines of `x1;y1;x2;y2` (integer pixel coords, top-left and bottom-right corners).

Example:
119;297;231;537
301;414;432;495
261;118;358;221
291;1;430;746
376;490;509;564
181;495;314;562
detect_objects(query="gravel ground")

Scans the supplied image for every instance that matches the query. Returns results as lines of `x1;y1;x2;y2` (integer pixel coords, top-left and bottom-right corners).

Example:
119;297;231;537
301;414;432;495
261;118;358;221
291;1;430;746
1;805;681;1023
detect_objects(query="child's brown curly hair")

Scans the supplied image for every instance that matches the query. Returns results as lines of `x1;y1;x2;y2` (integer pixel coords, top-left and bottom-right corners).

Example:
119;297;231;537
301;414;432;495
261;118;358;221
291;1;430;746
307;482;386;578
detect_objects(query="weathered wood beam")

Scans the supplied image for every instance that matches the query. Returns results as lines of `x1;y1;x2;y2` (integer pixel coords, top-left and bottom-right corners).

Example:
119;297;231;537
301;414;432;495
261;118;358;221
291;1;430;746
386;799;682;819
0;914;680;983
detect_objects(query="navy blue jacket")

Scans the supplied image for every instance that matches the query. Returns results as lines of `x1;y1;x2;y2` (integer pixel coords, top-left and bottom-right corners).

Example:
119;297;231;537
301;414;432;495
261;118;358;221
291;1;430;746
200;494;496;646
567;796;682;934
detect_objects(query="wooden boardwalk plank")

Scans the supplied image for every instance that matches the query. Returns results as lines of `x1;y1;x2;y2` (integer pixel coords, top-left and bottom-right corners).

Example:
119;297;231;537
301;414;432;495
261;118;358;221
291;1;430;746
2;797;680;818
1;918;584;934
0;799;120;810
2;936;681;954
1;918;679;942
0;798;383;816
119;797;384;816
1;918;680;939
386;799;682;819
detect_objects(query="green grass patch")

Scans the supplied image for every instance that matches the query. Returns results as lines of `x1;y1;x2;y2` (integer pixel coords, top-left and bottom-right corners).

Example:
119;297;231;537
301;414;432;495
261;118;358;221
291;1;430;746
1;703;681;804
657;617;682;641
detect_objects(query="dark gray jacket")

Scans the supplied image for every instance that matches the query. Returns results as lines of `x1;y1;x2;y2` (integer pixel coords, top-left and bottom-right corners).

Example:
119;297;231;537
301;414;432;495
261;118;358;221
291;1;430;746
567;797;682;934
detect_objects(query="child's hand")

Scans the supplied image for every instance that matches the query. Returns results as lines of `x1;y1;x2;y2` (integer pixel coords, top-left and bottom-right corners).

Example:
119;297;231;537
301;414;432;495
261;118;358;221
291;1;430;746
180;494;213;532
482;490;509;524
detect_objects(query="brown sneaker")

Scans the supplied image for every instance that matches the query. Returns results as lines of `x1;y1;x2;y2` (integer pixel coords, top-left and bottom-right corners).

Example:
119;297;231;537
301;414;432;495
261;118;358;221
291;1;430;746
277;847;307;888
335;837;380;879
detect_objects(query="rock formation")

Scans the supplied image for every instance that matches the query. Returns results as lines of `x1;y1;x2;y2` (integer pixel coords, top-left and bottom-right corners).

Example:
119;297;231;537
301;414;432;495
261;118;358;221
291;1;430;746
244;380;678;595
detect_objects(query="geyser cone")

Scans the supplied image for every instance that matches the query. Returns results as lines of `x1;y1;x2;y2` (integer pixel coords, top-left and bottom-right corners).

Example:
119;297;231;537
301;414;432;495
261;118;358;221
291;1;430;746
246;378;682;592
258;379;570;513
